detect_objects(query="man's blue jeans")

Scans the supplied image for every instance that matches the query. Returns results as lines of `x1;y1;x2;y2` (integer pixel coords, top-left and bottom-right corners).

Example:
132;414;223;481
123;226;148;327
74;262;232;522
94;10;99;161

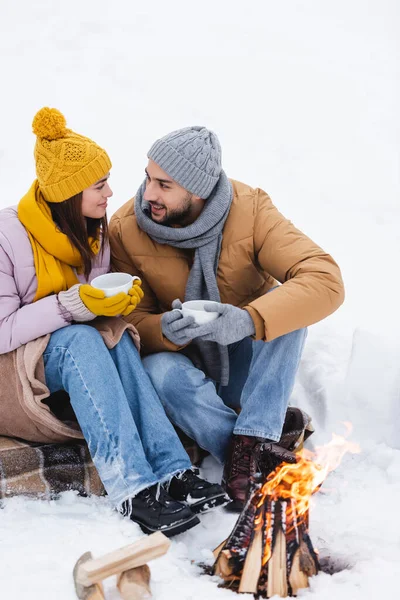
43;325;191;507
143;329;307;464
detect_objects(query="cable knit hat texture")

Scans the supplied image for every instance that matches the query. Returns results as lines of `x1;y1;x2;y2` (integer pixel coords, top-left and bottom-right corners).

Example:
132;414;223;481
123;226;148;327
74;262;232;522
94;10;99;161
147;126;222;198
32;107;112;203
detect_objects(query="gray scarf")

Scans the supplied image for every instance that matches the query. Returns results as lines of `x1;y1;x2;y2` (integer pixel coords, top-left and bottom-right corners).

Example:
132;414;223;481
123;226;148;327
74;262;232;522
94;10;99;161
135;170;233;385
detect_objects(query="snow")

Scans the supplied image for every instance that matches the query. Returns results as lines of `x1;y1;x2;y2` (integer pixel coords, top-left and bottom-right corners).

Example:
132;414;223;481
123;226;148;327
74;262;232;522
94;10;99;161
0;0;399;598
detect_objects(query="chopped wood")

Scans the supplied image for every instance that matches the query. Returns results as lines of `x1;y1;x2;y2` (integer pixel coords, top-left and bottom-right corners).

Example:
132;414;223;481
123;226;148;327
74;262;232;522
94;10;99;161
238;527;263;594
117;564;152;600
212;486;319;597
73;552;105;600
267;528;288;598
224;498;257;553
288;549;309;595
299;537;318;577
214;549;234;579
214;480;265;582
75;532;170;587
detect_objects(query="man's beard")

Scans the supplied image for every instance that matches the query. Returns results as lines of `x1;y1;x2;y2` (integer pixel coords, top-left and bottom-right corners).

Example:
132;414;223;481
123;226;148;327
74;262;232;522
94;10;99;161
152;192;194;227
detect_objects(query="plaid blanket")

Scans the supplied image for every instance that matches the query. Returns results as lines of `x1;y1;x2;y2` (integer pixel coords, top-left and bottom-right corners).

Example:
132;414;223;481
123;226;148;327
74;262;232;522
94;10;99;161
0;436;105;500
0;432;206;501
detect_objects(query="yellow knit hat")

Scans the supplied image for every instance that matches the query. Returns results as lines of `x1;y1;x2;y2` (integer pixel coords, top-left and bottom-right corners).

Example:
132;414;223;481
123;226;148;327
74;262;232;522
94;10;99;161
32;107;112;203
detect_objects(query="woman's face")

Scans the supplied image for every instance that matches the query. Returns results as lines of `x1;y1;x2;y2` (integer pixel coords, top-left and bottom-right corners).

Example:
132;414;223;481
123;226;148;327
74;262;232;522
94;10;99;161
81;173;113;219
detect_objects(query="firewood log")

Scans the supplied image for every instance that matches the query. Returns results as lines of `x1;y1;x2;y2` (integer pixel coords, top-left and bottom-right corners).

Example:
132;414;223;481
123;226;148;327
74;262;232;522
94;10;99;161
288;549;309;595
75;532;170;587
267;528;288;598
238;527;263;594
117;564;152;600
212;485;320;597
298;537;318;577
214;549;237;579
73;552;105;600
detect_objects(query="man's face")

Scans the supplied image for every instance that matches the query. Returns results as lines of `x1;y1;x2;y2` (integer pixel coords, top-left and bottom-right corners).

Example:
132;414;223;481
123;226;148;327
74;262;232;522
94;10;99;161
143;160;204;227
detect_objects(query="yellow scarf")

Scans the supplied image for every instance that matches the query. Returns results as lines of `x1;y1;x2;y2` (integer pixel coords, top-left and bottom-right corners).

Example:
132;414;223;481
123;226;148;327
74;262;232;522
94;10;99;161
18;181;100;301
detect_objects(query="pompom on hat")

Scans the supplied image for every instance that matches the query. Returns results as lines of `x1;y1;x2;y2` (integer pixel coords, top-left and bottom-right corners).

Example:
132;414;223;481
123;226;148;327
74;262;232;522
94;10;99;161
32;107;112;203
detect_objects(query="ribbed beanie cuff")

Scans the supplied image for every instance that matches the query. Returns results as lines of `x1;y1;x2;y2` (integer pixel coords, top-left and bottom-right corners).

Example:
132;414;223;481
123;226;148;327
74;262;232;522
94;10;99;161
41;152;112;203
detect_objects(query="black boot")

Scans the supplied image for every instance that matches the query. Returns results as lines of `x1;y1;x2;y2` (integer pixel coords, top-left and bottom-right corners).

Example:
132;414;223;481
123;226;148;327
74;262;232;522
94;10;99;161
120;484;200;537
167;469;229;513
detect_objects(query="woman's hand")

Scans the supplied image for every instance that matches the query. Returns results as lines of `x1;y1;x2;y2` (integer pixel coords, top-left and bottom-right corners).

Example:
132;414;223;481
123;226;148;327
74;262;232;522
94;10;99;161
125;279;144;315
58;281;145;322
79;285;133;317
58;283;129;321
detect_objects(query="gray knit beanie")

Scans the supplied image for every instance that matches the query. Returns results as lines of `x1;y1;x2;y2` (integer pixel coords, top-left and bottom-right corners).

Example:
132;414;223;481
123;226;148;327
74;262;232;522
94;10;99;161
147;126;222;198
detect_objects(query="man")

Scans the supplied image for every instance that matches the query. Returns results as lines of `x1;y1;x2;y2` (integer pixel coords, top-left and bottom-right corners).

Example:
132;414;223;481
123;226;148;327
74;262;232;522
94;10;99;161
109;126;344;511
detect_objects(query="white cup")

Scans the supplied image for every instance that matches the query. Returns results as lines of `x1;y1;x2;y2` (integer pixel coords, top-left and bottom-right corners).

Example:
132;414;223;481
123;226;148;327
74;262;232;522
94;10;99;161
181;300;220;325
91;273;139;297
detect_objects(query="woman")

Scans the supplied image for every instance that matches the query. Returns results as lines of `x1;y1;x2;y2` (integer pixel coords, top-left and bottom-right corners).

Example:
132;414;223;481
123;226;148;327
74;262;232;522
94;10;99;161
0;107;226;536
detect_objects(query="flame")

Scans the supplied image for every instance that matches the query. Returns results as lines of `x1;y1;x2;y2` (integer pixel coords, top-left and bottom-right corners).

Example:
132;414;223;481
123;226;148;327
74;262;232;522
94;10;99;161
257;424;360;518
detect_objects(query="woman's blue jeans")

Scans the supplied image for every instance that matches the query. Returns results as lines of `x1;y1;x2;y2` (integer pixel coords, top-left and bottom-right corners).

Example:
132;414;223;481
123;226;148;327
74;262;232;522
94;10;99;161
143;329;307;464
43;325;191;507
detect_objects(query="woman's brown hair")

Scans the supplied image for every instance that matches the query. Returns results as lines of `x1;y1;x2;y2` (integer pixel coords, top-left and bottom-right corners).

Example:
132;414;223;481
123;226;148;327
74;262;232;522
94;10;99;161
49;192;108;280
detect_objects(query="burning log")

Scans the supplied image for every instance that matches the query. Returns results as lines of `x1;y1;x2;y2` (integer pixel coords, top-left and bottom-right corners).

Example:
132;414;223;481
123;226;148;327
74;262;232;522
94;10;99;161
212;428;360;597
213;471;319;597
214;479;264;585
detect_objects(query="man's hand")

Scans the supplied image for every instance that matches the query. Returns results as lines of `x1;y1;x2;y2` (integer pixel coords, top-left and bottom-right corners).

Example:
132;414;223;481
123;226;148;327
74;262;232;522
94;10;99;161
190;302;255;346
171;299;183;310
161;300;198;346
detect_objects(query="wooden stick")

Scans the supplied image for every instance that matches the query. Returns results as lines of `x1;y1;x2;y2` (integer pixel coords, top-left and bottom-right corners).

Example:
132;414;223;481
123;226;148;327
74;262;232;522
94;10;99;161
117;564;152;600
73;552;105;600
75;532;170;587
289;549;309;595
238;527;263;594
267;528;288;598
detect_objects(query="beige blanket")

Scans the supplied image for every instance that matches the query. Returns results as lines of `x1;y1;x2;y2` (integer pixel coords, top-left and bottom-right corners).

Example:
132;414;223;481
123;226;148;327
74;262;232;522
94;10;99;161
0;318;140;443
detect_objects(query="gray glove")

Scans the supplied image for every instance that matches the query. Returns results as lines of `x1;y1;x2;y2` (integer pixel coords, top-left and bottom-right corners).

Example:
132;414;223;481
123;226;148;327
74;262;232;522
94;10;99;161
191;302;255;346
161;301;197;346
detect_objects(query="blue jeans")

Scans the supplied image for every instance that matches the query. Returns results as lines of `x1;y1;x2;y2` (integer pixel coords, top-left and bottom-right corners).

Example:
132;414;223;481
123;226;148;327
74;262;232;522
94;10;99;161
143;329;307;464
43;325;191;507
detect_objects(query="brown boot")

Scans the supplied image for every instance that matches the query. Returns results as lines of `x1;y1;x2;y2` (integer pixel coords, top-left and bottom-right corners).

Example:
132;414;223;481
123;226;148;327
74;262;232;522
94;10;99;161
222;408;314;513
222;435;259;512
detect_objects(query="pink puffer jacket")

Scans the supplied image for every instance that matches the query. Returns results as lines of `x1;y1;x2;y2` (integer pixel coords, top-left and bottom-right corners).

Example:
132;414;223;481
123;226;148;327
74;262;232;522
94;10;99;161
0;206;109;354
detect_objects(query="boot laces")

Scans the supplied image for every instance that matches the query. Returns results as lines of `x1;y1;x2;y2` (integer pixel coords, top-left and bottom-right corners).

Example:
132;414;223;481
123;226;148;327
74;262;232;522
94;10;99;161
175;468;202;491
232;439;252;477
138;484;171;508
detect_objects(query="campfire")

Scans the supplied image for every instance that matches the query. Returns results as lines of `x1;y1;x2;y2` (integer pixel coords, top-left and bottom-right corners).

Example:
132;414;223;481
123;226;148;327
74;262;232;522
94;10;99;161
212;427;359;597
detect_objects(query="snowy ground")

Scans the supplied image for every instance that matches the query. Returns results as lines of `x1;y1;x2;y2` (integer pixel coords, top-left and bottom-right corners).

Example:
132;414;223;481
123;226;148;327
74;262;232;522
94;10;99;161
0;1;399;598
